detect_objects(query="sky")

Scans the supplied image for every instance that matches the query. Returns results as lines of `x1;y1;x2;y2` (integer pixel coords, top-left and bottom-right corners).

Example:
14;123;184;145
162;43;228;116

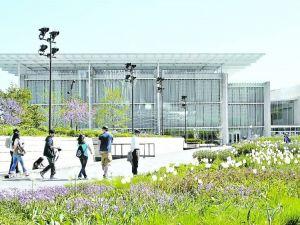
0;0;299;91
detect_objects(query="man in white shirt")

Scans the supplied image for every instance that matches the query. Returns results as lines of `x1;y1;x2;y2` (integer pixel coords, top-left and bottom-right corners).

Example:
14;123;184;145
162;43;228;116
131;129;141;175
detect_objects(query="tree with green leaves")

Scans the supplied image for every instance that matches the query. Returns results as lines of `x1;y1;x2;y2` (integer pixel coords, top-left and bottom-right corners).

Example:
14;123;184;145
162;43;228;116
95;88;129;129
0;84;32;106
0;85;46;128
22;105;47;128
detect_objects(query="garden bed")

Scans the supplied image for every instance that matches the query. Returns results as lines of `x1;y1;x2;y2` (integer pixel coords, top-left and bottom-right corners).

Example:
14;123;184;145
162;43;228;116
0;138;299;224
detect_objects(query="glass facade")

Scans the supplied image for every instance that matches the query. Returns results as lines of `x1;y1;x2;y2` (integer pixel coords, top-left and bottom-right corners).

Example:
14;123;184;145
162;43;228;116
21;65;225;137
271;101;294;125
228;84;265;141
11;57;269;143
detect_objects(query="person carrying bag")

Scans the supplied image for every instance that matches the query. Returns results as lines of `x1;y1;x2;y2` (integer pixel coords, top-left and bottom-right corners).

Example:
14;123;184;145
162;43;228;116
9;132;29;177
76;134;93;179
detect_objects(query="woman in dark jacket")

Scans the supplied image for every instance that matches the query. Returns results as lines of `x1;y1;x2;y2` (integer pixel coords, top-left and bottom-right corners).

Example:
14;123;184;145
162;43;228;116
77;134;93;179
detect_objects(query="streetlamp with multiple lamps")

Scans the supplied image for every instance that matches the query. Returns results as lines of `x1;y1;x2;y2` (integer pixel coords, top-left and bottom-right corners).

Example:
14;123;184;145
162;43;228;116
156;77;165;134
181;95;187;142
125;63;136;134
38;27;59;132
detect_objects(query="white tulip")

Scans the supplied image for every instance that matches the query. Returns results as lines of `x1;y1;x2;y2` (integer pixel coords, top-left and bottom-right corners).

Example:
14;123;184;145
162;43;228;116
198;179;203;185
205;163;212;169
152;175;158;181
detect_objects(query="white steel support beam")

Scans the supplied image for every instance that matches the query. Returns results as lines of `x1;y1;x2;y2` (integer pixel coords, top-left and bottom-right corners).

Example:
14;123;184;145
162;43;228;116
263;81;271;136
88;63;92;129
156;62;161;134
17;63;21;88
221;73;229;145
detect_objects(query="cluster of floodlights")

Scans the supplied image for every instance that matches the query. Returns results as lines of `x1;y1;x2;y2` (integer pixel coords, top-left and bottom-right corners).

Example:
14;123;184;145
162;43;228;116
124;63;136;82
38;27;60;132
38;27;59;57
156;77;165;92
181;95;187;107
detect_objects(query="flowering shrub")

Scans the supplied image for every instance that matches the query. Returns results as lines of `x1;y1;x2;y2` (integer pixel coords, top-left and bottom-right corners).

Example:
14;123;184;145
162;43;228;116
0;138;299;224
0;98;22;125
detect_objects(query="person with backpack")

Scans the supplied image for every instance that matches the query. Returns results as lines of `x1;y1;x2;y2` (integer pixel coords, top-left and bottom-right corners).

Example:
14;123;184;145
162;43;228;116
40;129;61;179
98;126;113;178
9;132;29;177
76;134;93;179
8;129;20;175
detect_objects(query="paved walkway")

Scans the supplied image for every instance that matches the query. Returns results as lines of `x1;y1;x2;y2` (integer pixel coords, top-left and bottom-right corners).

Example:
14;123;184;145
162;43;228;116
0;149;202;190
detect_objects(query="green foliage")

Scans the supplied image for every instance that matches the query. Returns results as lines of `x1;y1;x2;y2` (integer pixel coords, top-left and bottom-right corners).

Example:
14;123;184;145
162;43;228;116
233;139;300;156
95;88;129;129
193;149;234;162
0;148;299;224
186;138;205;144
21;105;46;128
0;84;32;106
0;85;47;128
232;141;258;155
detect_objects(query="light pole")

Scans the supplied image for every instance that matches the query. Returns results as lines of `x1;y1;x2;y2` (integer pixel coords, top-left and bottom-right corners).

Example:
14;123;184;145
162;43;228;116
181;96;187;142
249;125;253;140
67;80;76;129
38;27;59;133
125;63;136;134
156;77;165;135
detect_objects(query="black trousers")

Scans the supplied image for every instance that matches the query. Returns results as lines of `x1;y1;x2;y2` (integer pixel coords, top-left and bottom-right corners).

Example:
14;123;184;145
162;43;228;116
41;157;56;177
78;156;88;178
9;151;19;174
132;149;139;175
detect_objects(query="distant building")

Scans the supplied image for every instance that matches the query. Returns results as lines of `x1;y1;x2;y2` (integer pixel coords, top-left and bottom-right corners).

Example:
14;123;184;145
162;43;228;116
0;53;270;144
271;85;300;135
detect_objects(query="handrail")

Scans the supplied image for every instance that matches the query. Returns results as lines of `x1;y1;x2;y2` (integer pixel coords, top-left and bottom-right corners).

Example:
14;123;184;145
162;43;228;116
110;143;155;159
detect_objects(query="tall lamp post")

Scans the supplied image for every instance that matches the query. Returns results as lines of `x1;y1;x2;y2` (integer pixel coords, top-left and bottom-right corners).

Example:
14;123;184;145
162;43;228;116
249;124;253;140
125;63;136;134
67;80;76;128
156;77;165;135
181;96;187;142
38;27;59;132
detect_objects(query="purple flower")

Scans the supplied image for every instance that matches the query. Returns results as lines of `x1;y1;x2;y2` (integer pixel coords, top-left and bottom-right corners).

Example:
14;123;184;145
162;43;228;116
62;99;93;126
205;183;214;192
0;98;22;125
17;186;70;205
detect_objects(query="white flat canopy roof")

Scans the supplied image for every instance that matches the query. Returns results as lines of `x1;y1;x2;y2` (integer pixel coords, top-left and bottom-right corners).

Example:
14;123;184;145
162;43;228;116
0;53;264;74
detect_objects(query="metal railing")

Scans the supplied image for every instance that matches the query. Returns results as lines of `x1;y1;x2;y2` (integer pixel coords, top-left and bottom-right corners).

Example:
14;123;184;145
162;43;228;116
111;143;155;159
92;140;155;161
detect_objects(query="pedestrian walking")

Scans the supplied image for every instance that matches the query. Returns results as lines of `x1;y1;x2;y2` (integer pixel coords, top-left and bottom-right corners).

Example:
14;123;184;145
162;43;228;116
8;129;20;175
98;126;113;178
9;132;29;177
40;129;61;179
284;133;291;144
76;134;93;179
130;129;141;175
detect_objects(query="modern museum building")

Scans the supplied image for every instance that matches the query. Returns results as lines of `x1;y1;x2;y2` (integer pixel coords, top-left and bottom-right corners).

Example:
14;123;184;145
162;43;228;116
0;53;271;144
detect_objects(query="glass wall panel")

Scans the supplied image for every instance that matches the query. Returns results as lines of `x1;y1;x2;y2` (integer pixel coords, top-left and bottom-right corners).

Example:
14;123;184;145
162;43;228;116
271;100;294;125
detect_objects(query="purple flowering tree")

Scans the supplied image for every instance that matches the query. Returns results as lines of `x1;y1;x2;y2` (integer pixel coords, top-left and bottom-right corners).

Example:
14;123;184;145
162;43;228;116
62;99;90;130
0;98;22;125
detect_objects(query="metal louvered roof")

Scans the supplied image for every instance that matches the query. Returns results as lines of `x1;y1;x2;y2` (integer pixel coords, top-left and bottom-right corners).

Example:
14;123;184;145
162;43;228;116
0;53;264;75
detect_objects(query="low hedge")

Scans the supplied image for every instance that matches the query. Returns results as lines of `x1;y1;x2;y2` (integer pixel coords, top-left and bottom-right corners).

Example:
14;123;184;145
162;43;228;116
193;149;234;163
0;125;172;138
232;141;257;156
